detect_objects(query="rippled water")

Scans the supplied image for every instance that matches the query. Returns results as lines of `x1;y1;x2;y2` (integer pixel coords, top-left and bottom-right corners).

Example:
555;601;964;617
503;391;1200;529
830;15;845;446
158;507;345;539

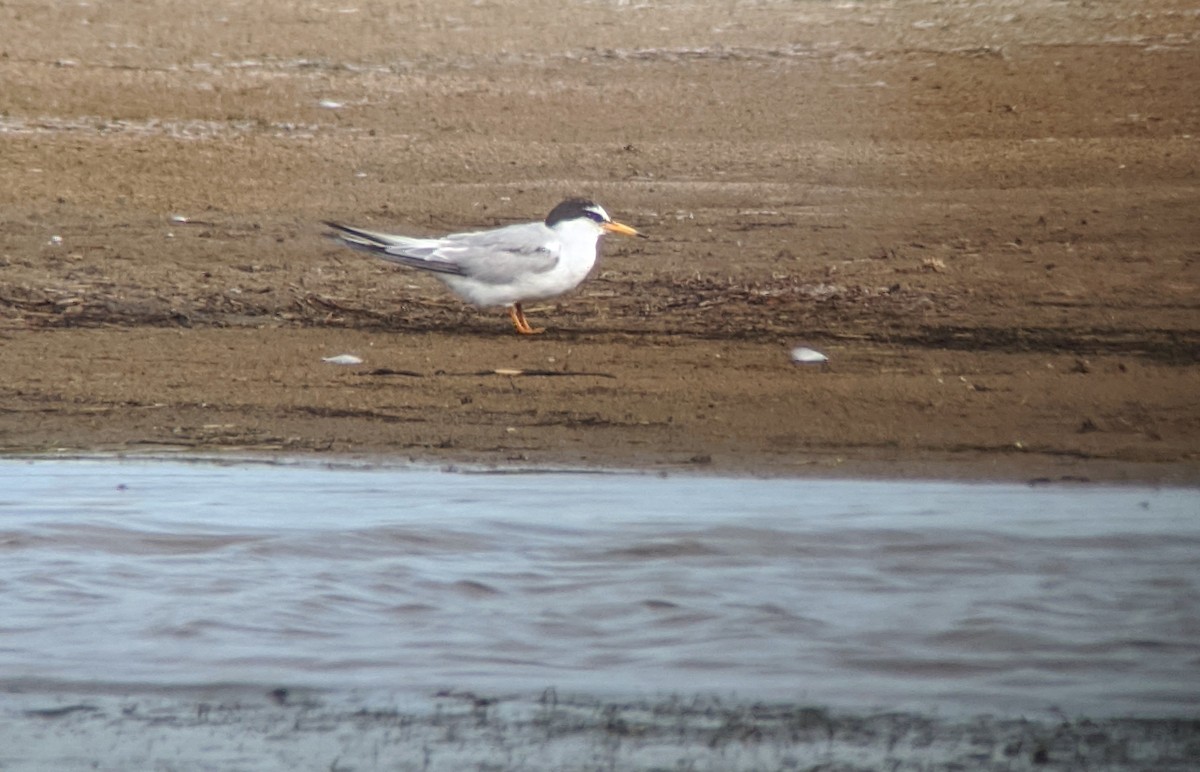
1;458;1197;716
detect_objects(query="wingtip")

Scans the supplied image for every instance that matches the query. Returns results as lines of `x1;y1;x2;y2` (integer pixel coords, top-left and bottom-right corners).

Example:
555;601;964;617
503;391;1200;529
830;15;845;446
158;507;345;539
321;220;388;246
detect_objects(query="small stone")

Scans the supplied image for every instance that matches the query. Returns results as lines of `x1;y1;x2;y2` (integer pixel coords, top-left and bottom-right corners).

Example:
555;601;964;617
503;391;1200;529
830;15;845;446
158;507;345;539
790;346;828;364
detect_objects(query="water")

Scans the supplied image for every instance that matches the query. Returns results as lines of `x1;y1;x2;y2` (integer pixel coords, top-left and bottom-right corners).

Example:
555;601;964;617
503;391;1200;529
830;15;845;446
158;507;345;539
1;458;1197;717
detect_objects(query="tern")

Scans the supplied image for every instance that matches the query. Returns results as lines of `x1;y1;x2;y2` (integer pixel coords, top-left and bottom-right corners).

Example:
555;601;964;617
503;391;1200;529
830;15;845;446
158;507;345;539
323;199;644;334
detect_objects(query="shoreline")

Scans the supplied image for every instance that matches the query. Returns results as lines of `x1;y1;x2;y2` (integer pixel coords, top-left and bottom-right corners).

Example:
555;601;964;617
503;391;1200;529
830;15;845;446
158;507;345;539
3;447;1198;488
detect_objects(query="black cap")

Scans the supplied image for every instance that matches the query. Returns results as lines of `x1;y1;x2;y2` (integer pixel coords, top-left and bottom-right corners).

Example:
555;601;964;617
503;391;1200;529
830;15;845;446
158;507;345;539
545;198;608;227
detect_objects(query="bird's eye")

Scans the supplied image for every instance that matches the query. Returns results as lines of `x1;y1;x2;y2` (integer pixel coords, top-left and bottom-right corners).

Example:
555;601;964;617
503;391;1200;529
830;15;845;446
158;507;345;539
585;210;607;223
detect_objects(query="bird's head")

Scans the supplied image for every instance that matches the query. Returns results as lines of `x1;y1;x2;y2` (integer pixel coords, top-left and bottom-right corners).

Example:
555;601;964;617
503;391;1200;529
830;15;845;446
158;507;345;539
545;198;645;238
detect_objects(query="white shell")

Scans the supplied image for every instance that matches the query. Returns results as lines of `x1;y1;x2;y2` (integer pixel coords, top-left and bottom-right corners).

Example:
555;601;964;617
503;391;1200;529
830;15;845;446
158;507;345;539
318;99;344;109
322;354;363;365
790;346;828;364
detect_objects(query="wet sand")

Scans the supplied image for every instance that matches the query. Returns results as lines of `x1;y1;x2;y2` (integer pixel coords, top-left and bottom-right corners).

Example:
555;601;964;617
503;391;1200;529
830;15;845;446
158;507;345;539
4;685;1198;772
0;0;1197;482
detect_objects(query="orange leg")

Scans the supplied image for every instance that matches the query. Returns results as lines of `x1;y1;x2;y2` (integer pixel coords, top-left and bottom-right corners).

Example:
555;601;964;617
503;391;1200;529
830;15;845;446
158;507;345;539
507;303;545;335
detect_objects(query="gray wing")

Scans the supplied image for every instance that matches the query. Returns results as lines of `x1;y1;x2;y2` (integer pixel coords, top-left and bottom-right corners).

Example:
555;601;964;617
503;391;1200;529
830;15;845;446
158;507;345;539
439;222;561;283
324;220;560;281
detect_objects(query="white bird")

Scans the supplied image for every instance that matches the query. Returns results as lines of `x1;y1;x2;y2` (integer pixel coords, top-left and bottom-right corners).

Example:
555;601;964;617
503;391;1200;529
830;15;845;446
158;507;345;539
323;199;644;335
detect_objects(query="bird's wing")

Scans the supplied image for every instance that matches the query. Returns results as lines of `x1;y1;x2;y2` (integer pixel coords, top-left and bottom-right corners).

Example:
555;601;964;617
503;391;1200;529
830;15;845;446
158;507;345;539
324;221;561;280
440;223;561;283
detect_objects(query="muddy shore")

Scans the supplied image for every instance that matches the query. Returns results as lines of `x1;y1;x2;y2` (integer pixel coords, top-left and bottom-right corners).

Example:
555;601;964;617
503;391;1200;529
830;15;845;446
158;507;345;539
3;685;1198;772
1;0;1198;482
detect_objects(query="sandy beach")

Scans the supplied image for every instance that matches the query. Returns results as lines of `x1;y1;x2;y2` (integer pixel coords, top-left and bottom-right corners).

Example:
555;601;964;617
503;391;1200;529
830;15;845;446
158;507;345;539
0;0;1196;482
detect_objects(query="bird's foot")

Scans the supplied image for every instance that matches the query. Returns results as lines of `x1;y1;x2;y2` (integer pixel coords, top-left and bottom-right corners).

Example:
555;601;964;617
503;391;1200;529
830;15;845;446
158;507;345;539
508;304;546;335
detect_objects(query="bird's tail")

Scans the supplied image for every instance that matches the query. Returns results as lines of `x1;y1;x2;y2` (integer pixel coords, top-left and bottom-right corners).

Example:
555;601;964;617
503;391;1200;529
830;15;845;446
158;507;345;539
322;221;463;276
323;221;413;249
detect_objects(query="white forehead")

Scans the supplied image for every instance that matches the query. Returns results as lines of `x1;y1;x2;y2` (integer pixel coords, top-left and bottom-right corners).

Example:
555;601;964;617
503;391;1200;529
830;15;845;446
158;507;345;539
585;203;610;221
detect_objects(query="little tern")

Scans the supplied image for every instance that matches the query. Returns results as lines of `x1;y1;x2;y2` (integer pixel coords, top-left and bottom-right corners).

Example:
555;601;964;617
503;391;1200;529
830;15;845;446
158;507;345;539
323;199;643;334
